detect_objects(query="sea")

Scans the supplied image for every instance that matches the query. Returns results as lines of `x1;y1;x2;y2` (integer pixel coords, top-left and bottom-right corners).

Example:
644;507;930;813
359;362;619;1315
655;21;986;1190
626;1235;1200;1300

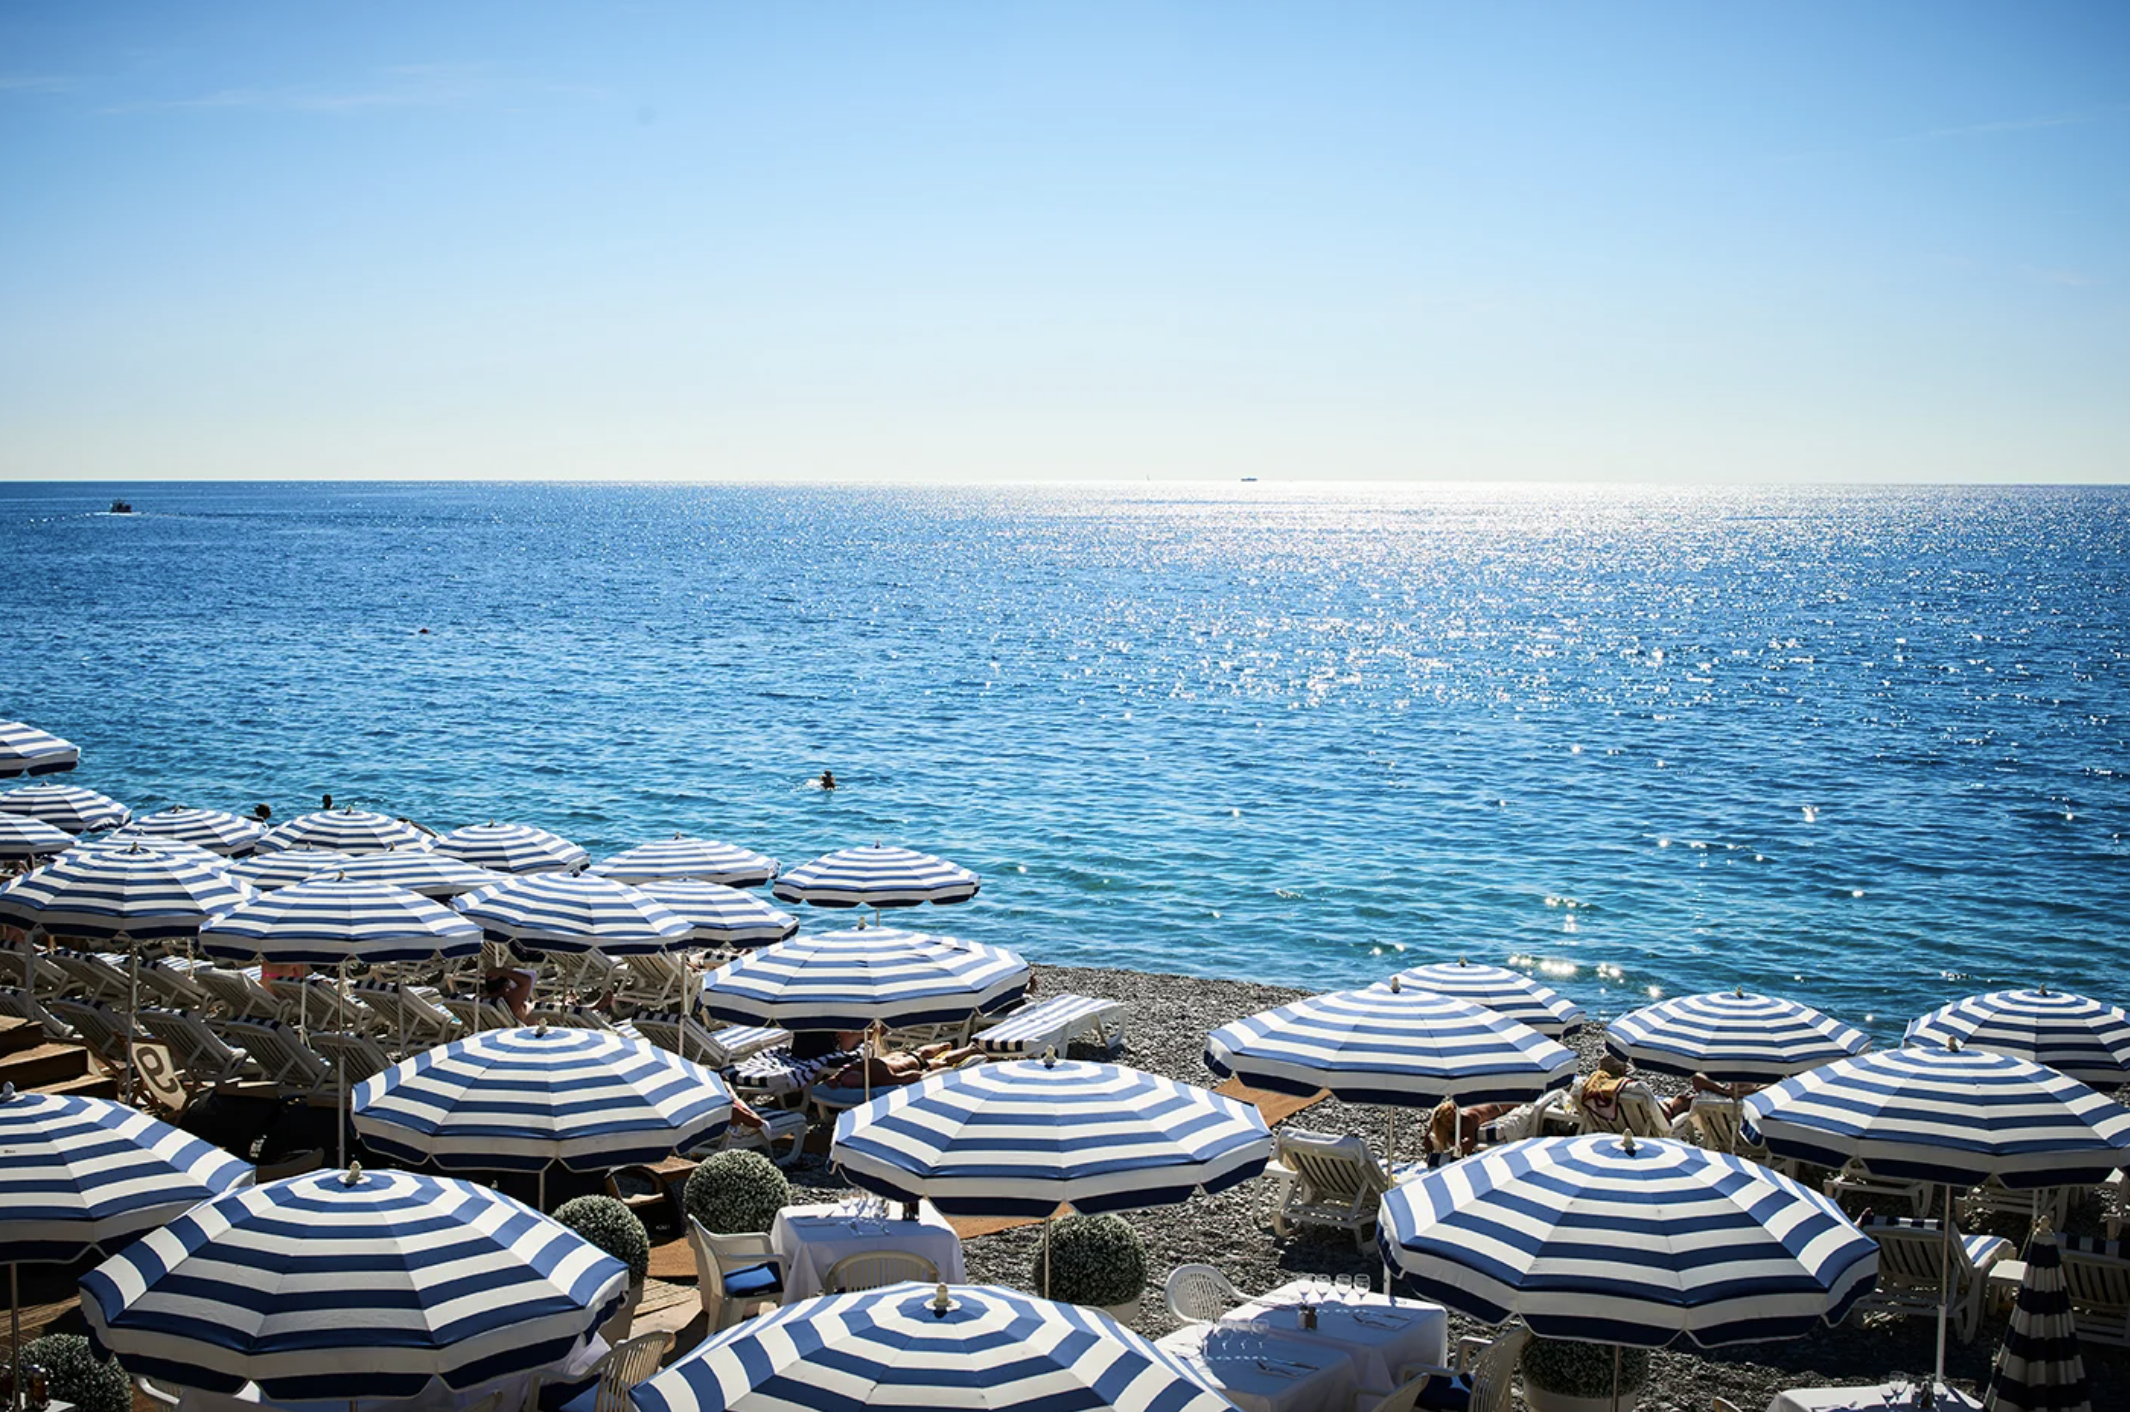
3;481;2125;1041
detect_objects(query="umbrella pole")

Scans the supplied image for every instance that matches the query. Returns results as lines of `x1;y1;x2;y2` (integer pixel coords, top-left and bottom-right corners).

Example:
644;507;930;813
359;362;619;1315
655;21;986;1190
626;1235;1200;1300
125;936;140;1103
1042;1215;1051;1299
674;965;685;1065
1934;1181;1953;1394
538;1166;546;1214
337;959;348;1169
1611;1343;1621;1412
11;1261;21;1412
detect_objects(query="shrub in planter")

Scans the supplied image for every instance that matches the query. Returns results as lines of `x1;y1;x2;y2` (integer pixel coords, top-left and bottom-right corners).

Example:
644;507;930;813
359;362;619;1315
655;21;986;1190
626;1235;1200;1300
1029;1214;1149;1309
685;1149;791;1234
21;1333;131;1412
554;1194;651;1282
1521;1337;1650;1405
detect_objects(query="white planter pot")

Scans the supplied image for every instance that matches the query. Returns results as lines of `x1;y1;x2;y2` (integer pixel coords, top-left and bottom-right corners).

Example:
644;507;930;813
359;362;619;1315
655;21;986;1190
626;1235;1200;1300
1083;1292;1141;1324
1524;1382;1643;1412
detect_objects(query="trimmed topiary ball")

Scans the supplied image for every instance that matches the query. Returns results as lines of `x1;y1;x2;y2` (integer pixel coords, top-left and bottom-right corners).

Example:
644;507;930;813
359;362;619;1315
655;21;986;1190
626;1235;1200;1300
1521;1337;1650;1397
554;1194;651;1283
1030;1214;1148;1308
684;1149;791;1234
21;1333;131;1412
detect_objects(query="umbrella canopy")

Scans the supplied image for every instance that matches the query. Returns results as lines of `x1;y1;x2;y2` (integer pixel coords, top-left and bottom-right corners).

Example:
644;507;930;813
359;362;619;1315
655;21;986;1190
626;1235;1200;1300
772;844;979;909
117;806;266;856
1377;1133;1879;1347
328;848;505;899
199;877;484;966
0;1085;251;1262
833;1057;1272;1216
1907;989;2130;1090
352;1025;733;1172
1606;990;1869;1084
1205;980;1577;1106
1984;1229;2092;1412
633;1282;1235;1412
227;845;360;890
455;872;693;956
0;721;79;778
0;783;129;834
591;834;779;887
1744;1045;2130;1189
0;845;254;940
700;926;1028;1031
1392;960;1587;1037
432;822;589;874
257;808;429;854
0;815;73;860
80;1166;629;1401
67;833;229;868
640;880;799;947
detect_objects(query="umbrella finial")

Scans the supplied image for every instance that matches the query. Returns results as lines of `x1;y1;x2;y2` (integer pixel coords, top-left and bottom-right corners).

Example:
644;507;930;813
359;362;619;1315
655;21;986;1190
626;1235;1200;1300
342;1162;364;1186
1456;956;1468;967
535;1021;549;1036
1947;1035;1963;1052
1;1082;15;1102
931;1283;953;1317
1734;985;1744;997
1389;974;1402;993
1620;1131;1637;1155
1042;1045;1058;1068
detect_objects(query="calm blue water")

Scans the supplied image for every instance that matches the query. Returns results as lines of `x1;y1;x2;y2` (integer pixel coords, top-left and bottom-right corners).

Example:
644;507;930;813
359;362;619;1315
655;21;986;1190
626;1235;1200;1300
3;481;2125;1037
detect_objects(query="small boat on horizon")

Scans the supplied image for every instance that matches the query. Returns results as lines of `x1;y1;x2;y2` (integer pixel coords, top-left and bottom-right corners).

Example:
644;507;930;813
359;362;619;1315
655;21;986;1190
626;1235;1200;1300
108;498;133;514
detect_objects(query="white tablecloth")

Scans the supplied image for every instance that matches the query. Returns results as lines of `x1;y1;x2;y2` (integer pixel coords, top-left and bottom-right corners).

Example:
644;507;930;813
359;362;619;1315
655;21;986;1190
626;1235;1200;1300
1154;1323;1356;1412
1767;1384;1982;1412
771;1200;967;1300
1228;1282;1448;1399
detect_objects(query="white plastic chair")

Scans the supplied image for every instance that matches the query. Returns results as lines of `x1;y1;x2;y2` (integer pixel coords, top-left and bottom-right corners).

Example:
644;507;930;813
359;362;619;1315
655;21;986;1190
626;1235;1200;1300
1378;1324;1531;1412
1163;1264;1240;1324
1856;1216;2013;1343
688;1216;789;1329
1266;1128;1417;1249
823;1248;939;1294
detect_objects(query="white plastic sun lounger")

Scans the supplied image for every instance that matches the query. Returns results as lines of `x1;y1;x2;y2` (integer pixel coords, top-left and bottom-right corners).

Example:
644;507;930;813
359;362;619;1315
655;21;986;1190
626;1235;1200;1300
973;994;1132;1057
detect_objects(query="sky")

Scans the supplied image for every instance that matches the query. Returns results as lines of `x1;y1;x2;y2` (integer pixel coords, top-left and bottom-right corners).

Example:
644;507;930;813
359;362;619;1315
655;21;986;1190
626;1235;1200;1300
1;2;2125;483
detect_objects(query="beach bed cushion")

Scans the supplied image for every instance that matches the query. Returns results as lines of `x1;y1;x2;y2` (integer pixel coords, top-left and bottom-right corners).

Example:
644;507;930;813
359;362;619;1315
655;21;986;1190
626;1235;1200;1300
973;993;1132;1056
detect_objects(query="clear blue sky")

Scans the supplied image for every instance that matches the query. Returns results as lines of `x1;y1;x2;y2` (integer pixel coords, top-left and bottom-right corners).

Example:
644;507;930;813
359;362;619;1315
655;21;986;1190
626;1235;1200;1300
2;2;2124;482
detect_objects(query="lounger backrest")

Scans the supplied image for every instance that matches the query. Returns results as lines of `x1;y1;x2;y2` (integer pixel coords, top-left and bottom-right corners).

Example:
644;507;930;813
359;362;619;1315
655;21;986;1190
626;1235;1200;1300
2060;1237;2130;1310
312;1031;390;1083
198;967;282;1020
48;997;136;1061
1278;1130;1382;1205
1864;1219;1987;1290
138;1008;241;1071
217;1018;331;1087
52;951;129;1002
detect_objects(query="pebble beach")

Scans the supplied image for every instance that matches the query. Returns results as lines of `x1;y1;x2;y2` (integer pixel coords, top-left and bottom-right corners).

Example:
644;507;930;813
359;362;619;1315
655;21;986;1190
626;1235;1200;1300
773;963;2129;1412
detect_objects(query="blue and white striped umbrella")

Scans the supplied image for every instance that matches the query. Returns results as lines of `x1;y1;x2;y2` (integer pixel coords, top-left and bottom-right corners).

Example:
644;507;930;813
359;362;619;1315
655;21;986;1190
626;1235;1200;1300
1204;980;1577;1106
1744;1046;2130;1189
433;822;589;874
227;845;360;890
1377;1134;1880;1347
68;833;229;868
81;1166;629;1401
772;844;980;910
117;806;266;857
634;1283;1236;1412
1906;989;2130;1090
640;880;799;947
1392;960;1587;1037
592;834;779;887
328;848;505;899
0;845;254;939
456;872;693;956
352;1026;733;1172
701;926;1029;1031
1607;990;1869;1083
257;808;430;854
0;782;129;834
1985;1231;2093;1412
0;815;73;860
0;721;79;778
0;1085;251;1262
200;877;484;966
833;1057;1272;1216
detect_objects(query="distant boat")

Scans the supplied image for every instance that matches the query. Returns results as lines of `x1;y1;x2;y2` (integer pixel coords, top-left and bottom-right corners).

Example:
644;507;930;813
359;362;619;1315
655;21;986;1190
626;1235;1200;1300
1240;477;1258;483
108;499;134;514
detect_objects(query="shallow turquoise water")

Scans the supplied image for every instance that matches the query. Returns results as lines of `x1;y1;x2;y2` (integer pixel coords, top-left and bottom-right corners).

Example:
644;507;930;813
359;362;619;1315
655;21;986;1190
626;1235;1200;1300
4;481;2125;1038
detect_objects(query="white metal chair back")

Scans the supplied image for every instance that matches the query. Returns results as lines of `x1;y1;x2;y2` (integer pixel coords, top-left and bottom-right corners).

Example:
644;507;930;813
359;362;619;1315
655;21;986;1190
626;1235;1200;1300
1373;1324;1531;1412
593;1330;674;1411
823;1248;939;1293
1163;1264;1240;1323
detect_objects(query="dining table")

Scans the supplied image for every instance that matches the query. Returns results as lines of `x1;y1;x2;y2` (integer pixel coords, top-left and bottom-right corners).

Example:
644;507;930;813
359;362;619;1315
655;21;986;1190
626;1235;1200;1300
1154;1320;1356;1412
770;1198;967;1300
1224;1280;1449;1402
1766;1383;1983;1412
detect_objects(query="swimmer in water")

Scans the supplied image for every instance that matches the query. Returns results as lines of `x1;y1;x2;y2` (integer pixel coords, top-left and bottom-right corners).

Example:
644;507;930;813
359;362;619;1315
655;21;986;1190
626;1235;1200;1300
819;770;836;790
